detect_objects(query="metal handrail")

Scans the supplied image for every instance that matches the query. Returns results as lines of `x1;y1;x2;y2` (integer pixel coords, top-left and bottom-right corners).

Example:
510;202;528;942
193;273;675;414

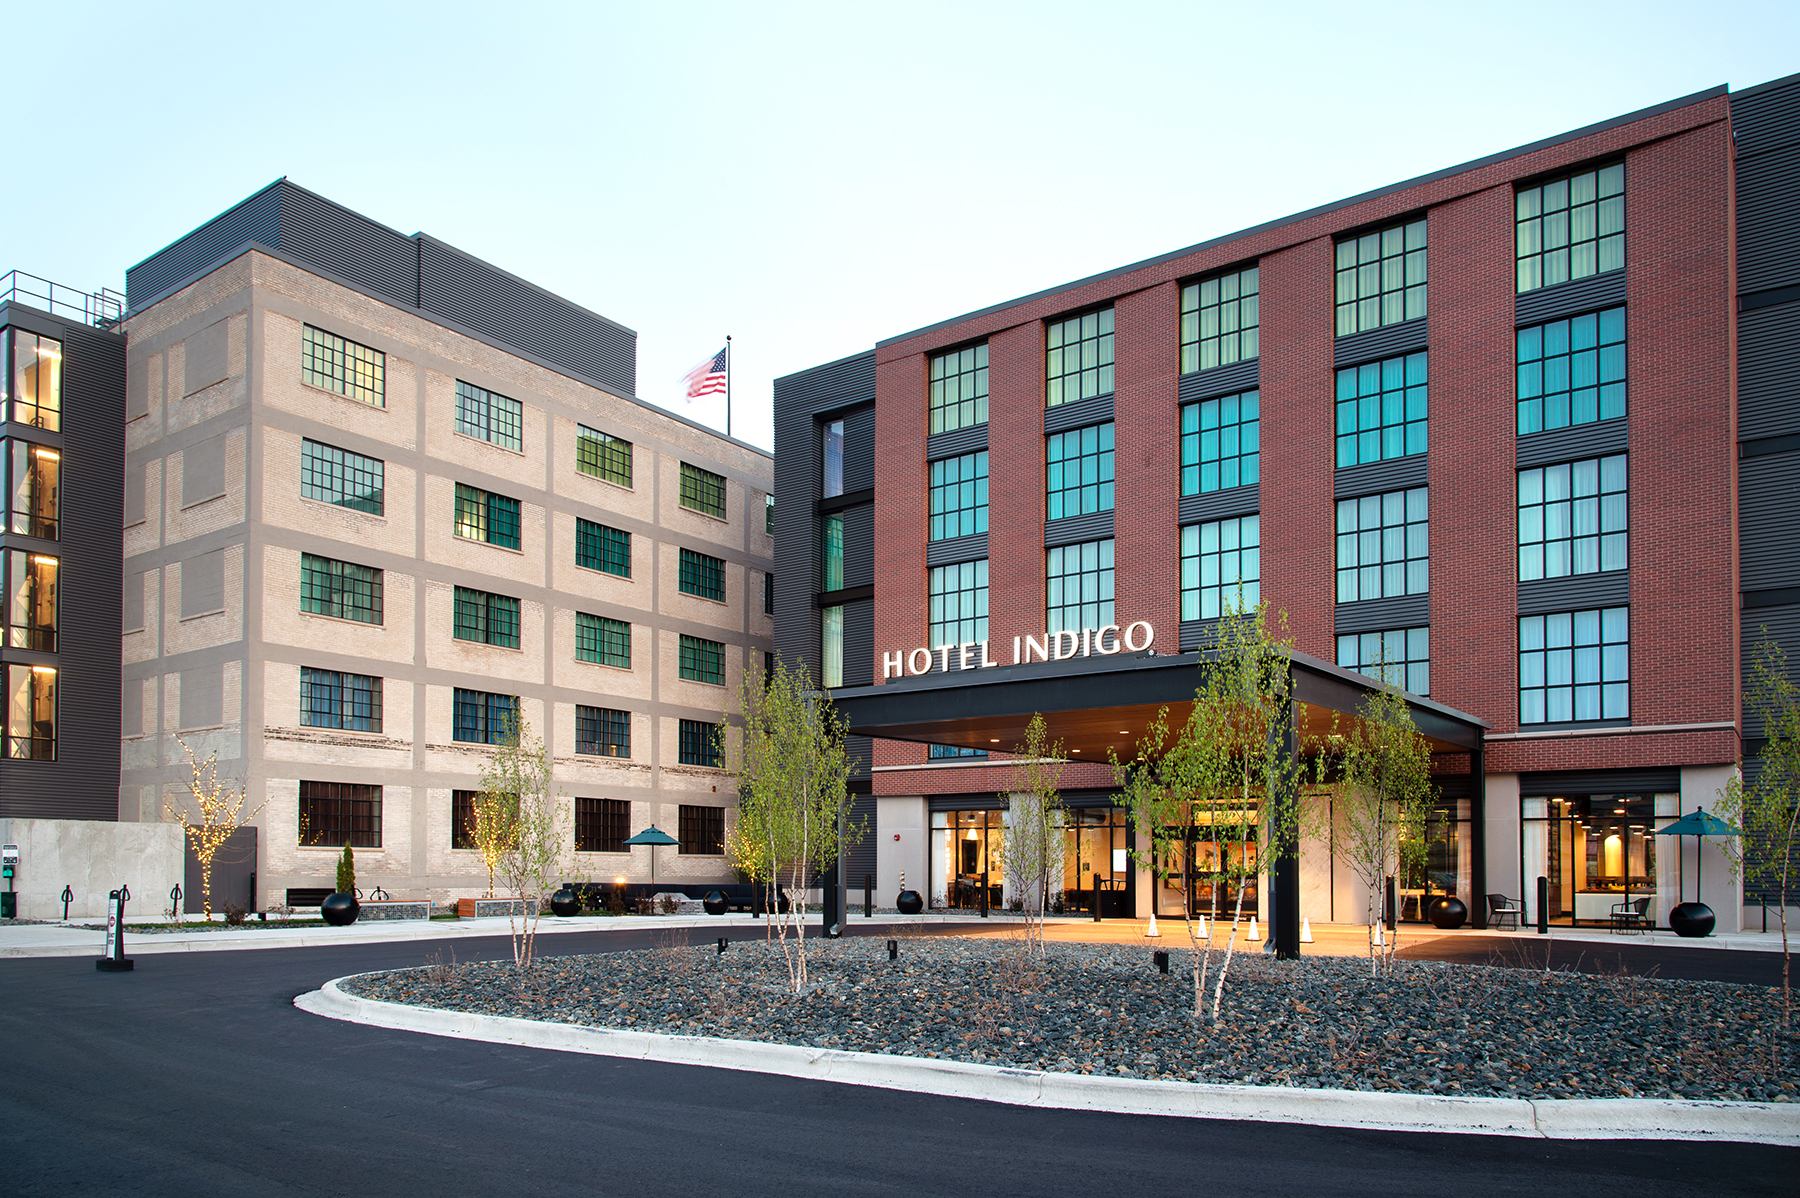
0;270;125;328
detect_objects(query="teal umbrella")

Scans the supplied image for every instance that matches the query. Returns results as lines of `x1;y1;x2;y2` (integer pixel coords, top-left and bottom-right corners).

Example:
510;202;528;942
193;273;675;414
624;825;679;889
1654;806;1742;903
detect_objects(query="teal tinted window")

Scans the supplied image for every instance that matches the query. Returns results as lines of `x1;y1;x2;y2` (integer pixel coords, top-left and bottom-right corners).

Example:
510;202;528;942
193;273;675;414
1517;163;1624;293
1180;267;1259;374
454;483;520;550
928;559;988;647
453;586;520;648
929;451;988;541
455;380;523;451
679;548;725;601
1046;539;1113;633
680;463;726;518
300;553;382;624
1518;456;1627;580
1516;306;1626;434
679;634;724;684
1180;516;1259;621
679;719;720;767
1334;221;1426;336
575;612;631;668
1519;607;1629;723
1045;309;1114;407
576;425;632;486
1336;488;1428;602
821;516;843;591
1335;352;1427;468
929;344;989;434
1180;391;1259;494
1046;423;1114;520
1337;627;1430;697
575;518;630;577
301;439;384;515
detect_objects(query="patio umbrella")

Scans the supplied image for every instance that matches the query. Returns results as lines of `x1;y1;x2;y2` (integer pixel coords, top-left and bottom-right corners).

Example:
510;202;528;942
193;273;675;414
623;826;679;890
1654;806;1742;903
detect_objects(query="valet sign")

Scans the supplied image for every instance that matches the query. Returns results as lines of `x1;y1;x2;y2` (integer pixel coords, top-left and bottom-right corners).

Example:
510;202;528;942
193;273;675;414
882;621;1155;678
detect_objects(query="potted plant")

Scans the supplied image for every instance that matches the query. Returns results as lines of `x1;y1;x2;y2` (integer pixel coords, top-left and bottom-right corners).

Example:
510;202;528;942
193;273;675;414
322;844;359;926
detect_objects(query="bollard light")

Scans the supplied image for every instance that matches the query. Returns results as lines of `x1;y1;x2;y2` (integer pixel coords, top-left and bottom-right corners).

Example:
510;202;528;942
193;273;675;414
887;939;898;961
1153;950;1169;974
717;937;728;954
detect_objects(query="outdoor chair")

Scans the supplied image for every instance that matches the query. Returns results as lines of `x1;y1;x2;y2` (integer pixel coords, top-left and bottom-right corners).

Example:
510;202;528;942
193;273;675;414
1609;896;1651;935
1487;893;1522;931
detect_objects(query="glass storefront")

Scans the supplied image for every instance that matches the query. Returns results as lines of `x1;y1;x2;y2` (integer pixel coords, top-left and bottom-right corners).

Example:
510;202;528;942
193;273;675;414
1064;806;1129;917
1153;812;1259;921
930;809;1005;910
930;801;1133;915
1399;797;1472;922
1522;793;1674;926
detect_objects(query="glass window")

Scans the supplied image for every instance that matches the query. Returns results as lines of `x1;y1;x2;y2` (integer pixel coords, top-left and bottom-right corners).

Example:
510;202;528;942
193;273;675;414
454;483;520;550
299;668;382;733
679;634;725;685
3;440;59;540
298;781;381;848
5;662;54;760
301;438;383;516
929;451;988;541
822;605;843;688
575;518;630;577
453;689;517;744
821;516;844;591
929;559;988;648
929;744;987;759
300;553;382;624
679;718;721;767
1180;391;1259;495
5;550;55;651
1335;352;1428;467
1045;309;1114;408
575;612;631;668
575;796;630;850
1179;267;1259;373
1335;220;1427;336
1517;163;1624;293
764;572;774;615
765;493;775;535
1046;423;1114;520
576;425;631;486
1047;539;1114;633
1518;455;1628;580
1516;307;1626;434
454;380;523;451
301;325;383;407
679;547;725;601
823;419;844;498
575;707;631;759
1337;627;1430;696
6;330;63;431
1520;607;1629;723
680;462;726;518
451;790;480;849
453;586;521;648
929;343;988;434
679;804;725;854
1180;516;1259;621
1336;488;1429;602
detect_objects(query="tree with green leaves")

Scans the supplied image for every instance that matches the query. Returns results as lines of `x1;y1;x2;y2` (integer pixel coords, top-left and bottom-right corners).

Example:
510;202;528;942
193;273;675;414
1317;678;1436;976
1000;713;1066;956
1113;602;1303;1020
1719;634;1800;1029
725;657;860;992
477;707;564;973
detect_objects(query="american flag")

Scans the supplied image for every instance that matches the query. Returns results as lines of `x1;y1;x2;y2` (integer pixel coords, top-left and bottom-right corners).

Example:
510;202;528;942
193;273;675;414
681;348;728;401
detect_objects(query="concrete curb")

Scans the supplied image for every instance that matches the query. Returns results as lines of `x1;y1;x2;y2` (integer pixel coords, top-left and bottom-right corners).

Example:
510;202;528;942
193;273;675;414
296;977;1800;1144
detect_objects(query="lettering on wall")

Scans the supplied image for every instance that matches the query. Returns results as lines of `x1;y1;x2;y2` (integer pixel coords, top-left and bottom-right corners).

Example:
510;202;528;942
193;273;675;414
880;621;1154;679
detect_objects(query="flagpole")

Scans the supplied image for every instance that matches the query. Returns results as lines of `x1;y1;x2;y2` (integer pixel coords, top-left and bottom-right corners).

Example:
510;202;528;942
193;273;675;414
725;335;732;440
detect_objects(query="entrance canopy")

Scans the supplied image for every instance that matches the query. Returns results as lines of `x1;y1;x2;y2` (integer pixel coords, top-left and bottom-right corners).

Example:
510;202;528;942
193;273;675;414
828;648;1488;761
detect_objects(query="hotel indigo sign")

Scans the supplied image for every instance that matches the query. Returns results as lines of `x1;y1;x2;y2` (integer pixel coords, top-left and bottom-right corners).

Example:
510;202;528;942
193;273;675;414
882;621;1155;678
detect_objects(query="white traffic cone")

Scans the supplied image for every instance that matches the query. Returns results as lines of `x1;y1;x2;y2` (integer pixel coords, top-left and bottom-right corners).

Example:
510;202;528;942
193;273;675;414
1196;914;1208;939
1246;916;1260;942
1300;917;1314;944
1145;913;1161;938
1374;922;1386;948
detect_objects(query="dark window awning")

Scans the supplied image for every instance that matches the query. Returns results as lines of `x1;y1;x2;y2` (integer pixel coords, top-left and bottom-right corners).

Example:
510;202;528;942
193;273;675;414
828;648;1488;760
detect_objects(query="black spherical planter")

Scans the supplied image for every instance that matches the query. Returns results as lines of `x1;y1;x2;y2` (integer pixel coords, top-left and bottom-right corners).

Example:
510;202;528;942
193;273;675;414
549;887;579;918
896;889;924;915
1670;901;1715;938
320;893;359;926
702;890;728;916
1428;896;1469;929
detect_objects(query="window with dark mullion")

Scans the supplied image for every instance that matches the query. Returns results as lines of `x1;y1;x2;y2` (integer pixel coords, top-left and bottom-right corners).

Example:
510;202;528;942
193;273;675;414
576;425;631;486
679;634;724;685
679;804;725;855
576;613;631;668
680;463;726;518
299;781;382;847
300;667;382;732
576;705;631;758
576;797;630;852
454;483;521;550
453;689;517;744
678;548;725;601
453;587;520;648
455;380;523;451
301;554;383;624
575;518;631;577
301;439;384;515
679;719;720;767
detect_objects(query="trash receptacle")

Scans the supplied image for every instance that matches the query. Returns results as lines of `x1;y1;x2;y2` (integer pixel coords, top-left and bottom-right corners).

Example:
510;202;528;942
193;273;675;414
1;892;16;918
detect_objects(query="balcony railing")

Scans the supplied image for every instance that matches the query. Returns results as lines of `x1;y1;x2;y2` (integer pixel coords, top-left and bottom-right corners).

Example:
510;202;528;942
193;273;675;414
0;270;125;328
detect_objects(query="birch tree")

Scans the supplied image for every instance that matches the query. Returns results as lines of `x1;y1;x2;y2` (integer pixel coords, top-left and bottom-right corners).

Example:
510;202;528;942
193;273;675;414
1719;634;1800;1028
165;739;265;919
725;658;858;993
1000;713;1065;955
478;709;564;972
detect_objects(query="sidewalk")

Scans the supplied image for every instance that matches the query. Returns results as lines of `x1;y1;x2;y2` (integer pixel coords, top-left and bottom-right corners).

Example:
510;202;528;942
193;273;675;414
0;911;992;959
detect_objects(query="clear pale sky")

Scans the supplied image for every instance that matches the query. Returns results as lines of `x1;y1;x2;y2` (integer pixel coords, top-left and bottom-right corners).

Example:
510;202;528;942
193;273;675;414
5;2;1793;452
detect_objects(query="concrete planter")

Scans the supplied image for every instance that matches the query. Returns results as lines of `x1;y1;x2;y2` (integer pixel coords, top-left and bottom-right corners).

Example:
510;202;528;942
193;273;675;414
457;897;530;919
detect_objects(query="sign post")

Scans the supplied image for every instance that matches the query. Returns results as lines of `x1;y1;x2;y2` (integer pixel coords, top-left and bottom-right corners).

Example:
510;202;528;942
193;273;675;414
96;886;134;972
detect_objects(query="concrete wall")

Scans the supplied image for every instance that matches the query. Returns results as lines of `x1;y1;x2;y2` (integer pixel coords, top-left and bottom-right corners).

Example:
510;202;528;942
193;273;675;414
876;795;926;902
0;818;183;920
1680;764;1743;933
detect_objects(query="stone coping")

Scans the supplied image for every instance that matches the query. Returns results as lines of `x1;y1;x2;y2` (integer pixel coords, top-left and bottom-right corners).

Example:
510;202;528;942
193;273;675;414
296;975;1800;1145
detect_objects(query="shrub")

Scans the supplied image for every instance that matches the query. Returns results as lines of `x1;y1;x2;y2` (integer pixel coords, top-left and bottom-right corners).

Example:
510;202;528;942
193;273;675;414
659;893;681;915
224;902;247;926
606;889;627;916
635;896;656;916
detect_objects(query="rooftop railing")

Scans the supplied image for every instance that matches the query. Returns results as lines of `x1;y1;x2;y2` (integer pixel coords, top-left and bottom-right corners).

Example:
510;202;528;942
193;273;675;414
0;270;125;328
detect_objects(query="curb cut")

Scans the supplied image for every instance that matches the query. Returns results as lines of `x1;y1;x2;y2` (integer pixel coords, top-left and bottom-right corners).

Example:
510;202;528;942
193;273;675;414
295;977;1800;1144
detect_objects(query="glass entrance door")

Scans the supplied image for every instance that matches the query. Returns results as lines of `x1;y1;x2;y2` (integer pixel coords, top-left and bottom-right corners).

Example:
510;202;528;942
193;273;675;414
1540;794;1657;926
1063;807;1129;917
1153;827;1258;921
929;809;1004;910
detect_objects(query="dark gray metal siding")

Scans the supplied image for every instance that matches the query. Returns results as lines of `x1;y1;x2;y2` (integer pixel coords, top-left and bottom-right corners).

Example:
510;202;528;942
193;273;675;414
842;406;876;494
1519;768;1680;796
845;741;873;786
926;424;988;460
1334;454;1428;499
1742;602;1800;740
125;180;638;399
841;598;875;689
926;532;988;568
1737;301;1800;441
1333;318;1427;367
843;790;876;875
1178;484;1259;524
1044;511;1114;547
1335;594;1430;635
1735;148;1800;293
1513;271;1627;325
1739;449;1800;590
0;303;124;821
1178;358;1259;401
840;504;875;590
1517;571;1629;616
1516;417;1629;468
1043;393;1114;434
773;352;876;677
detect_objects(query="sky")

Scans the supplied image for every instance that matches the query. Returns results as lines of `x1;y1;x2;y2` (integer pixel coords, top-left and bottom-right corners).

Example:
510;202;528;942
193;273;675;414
4;1;1794;453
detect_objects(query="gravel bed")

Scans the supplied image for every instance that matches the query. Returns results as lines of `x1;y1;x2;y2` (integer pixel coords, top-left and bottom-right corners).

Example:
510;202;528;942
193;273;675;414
343;934;1798;1103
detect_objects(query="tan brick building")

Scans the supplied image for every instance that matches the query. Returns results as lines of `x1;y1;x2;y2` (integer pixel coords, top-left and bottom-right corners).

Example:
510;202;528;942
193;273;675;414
120;182;772;907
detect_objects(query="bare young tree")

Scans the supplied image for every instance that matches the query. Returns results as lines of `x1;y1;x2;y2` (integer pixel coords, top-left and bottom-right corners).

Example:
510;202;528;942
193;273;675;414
165;739;265;919
478;709;564;972
1000;713;1066;956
